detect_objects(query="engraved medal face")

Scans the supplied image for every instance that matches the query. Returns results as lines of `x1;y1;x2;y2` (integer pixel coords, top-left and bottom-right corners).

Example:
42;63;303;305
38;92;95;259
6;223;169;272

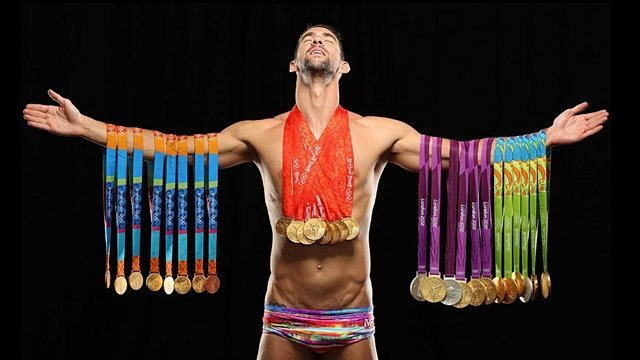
275;217;292;239
205;275;220;294
286;221;303;243
480;277;498;305
128;271;144;291
104;269;111;289
420;276;447;303
318;224;334;245
146;273;163;292
341;217;360;240
452;282;472;309
502;277;519;304
493;277;506;304
192;274;206;293
410;275;426;301
512;271;525;296
114;276;128;295
329;222;342;244
334;221;349;242
163;276;175;295
441;278;463;306
541;272;551;299
174;275;192;295
303;218;326;241
468;279;487;306
530;274;538;301
519;276;533;303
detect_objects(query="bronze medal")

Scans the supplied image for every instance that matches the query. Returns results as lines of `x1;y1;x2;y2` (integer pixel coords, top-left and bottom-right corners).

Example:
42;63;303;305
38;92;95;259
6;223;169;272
441;278;463;306
493;276;506;304
334;220;349;242
502;277;519;304
410;274;426;301
146;272;163;292
420;276;447;303
114;276;127;295
512;271;525;296
530;274;539;301
467;279;487;307
205;274;221;294
128;271;144;291
341;217;360;240
541;271;551;299
286;220;303;243
303;218;326;241
104;269;111;289
163;276;175;295
275;217;292;239
174;275;192;294
318;223;334;245
452;282;472;309
192;274;206;293
480;277;498;305
519;276;533;303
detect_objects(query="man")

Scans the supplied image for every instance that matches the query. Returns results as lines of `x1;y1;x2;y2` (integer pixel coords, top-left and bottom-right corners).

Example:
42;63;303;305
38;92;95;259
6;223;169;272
23;24;608;360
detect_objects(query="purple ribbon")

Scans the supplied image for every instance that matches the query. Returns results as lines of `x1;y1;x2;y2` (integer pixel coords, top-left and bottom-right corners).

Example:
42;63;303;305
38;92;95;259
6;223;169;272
429;137;443;275
445;140;459;277
468;140;481;279
455;141;469;280
480;138;495;277
417;135;430;273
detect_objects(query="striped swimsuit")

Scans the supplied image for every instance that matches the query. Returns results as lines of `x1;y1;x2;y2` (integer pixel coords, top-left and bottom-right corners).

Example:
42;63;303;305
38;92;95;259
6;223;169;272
262;304;375;354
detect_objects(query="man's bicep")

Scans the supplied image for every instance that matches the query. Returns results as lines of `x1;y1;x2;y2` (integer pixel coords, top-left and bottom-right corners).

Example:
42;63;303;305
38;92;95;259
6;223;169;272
217;121;255;169
387;124;422;172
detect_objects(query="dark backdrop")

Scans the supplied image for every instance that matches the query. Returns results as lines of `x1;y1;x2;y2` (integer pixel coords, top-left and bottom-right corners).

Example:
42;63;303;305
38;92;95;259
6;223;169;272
20;4;611;359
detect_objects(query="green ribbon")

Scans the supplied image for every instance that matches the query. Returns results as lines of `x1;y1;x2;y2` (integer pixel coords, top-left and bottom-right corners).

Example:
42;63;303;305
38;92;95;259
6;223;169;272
493;137;505;278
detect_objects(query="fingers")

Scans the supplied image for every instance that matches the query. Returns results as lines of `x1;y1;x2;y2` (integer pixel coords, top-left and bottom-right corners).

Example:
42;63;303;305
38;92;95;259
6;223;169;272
26;103;51;112
26;120;51;131
48;89;65;106
583;125;603;138
587;111;609;126
23;113;47;124
23;108;48;119
570;102;589;114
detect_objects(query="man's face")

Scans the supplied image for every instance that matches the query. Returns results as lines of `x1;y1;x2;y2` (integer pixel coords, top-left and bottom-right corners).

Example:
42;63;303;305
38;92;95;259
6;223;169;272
294;27;343;78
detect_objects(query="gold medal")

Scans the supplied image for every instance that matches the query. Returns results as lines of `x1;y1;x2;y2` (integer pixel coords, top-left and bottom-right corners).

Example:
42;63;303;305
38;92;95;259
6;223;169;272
303;218;326;241
341;217;360;240
493;276;506;304
512;271;525;296
296;223;315;245
114;276;127;295
519;276;533;303
530;274;539;301
275;217;292;239
334;220;349;242
452;281;472;308
502;277;519;304
163;276;175;295
420;276;447;303
480;277;498;305
192;274;206;293
410;274;426;301
329;222;342;244
467;279;487;306
318;223;334;245
174;275;192;294
146;272;163;292
104;269;111;289
286;220;303;243
205;274;221;294
541;271;551;299
128;271;144;291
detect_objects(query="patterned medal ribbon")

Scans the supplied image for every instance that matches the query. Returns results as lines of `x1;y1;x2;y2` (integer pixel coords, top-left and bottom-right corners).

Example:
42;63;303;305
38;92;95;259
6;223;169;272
423;137;447;303
527;134;540;301
501;137;518;304
146;131;165;292
114;126;129;295
174;136;191;294
410;135;429;301
102;124;117;288
518;136;533;302
452;141;471;308
467;139;487;306
164;134;178;295
492;137;506;303
509;137;525;297
128;128;144;291
441;140;462;306
205;133;221;294
480;137;498;305
192;134;207;293
536;132;552;298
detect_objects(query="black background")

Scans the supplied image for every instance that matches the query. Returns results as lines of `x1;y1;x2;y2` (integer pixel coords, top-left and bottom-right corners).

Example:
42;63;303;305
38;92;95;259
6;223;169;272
20;4;610;359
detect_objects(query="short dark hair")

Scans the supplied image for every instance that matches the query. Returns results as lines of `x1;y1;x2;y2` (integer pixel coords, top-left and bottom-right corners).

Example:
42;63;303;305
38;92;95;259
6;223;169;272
294;23;345;60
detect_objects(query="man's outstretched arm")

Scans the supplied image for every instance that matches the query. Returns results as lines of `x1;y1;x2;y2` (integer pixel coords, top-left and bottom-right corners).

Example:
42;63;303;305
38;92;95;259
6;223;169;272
22;89;255;168
387;102;608;171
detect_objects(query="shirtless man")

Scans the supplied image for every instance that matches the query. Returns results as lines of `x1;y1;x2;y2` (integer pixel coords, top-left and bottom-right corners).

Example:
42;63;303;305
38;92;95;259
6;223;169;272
23;24;608;360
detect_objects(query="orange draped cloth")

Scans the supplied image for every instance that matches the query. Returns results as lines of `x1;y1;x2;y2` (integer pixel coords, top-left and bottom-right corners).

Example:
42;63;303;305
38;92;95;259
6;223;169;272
282;105;355;221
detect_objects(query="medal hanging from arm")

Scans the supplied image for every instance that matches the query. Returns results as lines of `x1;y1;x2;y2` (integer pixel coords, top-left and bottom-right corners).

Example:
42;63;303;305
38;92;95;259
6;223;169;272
410;135;429;301
452;141;472;308
128;128;144;291
174;136;191;294
479;137;498;305
509;137;525;297
192;134;207;293
205;133;221;294
146;131;165;292
441;140;462;306
536;132;552;298
102;124;117;289
517;136;533;302
527;134;540;300
163;134;178;295
467;139;488;306
501;138;519;304
492;137;507;303
114;126;129;295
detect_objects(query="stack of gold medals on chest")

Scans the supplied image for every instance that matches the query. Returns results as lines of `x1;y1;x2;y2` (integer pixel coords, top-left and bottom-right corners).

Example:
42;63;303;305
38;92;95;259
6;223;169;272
102;126;221;295
276;216;359;245
409;132;552;307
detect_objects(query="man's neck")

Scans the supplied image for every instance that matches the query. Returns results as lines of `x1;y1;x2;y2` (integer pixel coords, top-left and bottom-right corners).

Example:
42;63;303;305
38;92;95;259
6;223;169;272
294;76;341;138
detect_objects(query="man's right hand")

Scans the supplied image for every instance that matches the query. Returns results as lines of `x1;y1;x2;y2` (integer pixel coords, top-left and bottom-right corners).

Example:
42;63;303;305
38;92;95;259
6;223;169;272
23;89;85;137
